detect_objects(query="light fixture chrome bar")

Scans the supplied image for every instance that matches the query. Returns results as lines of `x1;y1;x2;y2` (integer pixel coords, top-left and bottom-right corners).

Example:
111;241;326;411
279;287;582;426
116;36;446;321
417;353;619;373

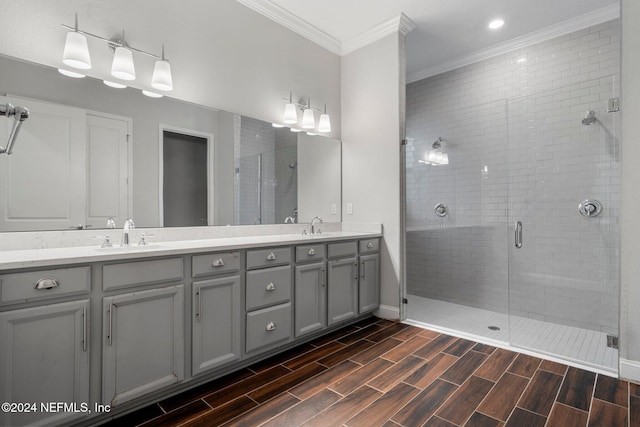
0;103;30;155
280;96;324;113
61;24;167;61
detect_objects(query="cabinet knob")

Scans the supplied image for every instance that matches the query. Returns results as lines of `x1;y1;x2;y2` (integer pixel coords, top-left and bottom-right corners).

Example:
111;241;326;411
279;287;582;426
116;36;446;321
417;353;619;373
308;248;315;256
34;278;59;290
367;242;374;249
266;282;276;292
266;322;277;331
266;252;277;261
212;257;225;267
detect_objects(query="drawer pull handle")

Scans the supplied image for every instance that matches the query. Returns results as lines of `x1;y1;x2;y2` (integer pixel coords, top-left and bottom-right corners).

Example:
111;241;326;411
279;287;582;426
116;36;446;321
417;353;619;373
266;322;276;331
212;258;225;267
266;252;277;261
367;242;374;249
34;278;59;290
266;282;276;292
308;248;315;256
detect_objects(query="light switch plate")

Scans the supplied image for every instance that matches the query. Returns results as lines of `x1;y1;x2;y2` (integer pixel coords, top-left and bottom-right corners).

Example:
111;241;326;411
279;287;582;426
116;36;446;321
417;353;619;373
331;204;337;215
347;203;353;215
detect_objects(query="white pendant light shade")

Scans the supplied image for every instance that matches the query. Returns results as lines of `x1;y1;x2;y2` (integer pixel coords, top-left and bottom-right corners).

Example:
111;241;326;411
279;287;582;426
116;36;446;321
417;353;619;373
283;103;298;124
151;60;173;91
290;128;303;133
318;113;331;133
301;108;315;129
103;80;127;89
142;90;162;98
111;46;136;80
58;68;85;78
63;31;92;69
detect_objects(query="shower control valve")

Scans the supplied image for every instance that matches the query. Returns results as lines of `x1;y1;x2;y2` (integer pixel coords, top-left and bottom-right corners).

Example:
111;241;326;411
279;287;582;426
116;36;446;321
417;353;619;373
434;203;448;218
578;199;602;218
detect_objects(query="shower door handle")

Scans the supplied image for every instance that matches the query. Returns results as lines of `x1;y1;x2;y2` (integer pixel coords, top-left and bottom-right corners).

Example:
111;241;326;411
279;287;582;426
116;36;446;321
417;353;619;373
514;221;523;249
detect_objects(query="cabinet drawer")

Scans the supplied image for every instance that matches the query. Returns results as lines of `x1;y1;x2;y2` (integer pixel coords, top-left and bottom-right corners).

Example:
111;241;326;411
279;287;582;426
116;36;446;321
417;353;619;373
296;244;326;263
246;247;291;270
103;258;183;291
192;251;240;277
359;238;380;254
246;265;291;311
0;266;90;305
328;241;357;259
246;302;291;353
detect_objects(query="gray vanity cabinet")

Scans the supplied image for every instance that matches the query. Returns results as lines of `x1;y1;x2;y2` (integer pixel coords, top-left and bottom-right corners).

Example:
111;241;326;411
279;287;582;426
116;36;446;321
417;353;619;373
102;285;184;407
192;274;242;376
294;245;327;337
327;242;359;325
0;299;90;427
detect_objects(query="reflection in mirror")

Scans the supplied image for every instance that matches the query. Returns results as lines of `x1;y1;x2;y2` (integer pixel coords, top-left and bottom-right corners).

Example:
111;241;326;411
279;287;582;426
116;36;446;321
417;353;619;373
0;53;341;232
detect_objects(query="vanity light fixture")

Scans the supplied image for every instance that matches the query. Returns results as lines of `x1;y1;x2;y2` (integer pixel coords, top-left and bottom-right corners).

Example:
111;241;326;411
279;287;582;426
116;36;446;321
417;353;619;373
283;92;298;124
318;104;331;133
103;80;127;89
58;68;86;78
62;14;91;69
281;93;331;133
142;90;163;98
151;45;173;91
60;14;173;93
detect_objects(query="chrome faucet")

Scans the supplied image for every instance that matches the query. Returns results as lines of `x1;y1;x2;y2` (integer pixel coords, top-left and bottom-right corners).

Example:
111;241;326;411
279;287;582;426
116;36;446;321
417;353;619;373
284;216;295;224
121;218;135;246
311;216;323;235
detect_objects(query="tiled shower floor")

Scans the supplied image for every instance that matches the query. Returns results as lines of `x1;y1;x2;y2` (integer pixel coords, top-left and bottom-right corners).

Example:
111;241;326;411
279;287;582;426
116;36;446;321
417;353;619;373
406;295;618;373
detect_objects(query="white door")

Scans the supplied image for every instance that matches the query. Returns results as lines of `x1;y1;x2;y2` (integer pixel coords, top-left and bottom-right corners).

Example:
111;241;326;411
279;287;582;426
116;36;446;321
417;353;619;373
0;95;85;231
85;114;130;229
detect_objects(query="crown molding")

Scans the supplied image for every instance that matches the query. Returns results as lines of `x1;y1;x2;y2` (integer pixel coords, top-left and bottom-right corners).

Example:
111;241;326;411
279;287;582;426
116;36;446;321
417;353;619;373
342;13;416;55
407;3;620;83
237;0;342;55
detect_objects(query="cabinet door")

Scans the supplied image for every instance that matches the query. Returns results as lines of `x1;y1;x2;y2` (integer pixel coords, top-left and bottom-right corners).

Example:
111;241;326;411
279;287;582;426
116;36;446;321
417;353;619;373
0;300;89;427
192;275;241;376
359;254;380;313
295;262;326;337
103;285;184;406
327;257;358;325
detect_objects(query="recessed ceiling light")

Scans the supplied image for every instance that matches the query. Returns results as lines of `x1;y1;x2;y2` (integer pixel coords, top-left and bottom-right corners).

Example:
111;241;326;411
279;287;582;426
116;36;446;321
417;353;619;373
488;19;505;30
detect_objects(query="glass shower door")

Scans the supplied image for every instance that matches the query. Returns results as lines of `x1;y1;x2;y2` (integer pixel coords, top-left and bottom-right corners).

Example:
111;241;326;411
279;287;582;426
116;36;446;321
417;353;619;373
507;77;620;373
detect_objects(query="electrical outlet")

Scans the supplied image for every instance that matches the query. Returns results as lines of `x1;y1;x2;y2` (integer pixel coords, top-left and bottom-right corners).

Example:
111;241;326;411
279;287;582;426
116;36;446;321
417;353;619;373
331;203;337;215
347;203;353;215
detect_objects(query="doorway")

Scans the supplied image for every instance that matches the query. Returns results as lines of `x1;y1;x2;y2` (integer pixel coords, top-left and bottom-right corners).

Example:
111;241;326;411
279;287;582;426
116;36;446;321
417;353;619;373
160;127;214;227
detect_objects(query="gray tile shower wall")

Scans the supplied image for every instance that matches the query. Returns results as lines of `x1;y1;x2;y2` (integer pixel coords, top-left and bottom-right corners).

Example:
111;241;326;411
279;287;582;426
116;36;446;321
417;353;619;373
405;19;620;334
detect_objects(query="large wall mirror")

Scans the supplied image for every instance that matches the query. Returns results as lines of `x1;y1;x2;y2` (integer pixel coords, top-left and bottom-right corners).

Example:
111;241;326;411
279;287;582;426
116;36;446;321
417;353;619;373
0;54;341;232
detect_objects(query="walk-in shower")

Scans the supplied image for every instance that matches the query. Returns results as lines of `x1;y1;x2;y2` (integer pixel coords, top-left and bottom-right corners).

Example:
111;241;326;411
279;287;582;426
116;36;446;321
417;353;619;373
403;18;621;374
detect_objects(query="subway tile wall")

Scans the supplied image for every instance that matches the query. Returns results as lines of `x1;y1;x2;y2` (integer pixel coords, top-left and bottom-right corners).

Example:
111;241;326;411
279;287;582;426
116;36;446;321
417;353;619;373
405;20;620;334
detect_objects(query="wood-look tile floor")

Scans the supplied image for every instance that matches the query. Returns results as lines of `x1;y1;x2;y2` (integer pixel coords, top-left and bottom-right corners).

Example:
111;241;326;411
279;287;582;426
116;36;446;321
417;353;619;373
102;317;640;427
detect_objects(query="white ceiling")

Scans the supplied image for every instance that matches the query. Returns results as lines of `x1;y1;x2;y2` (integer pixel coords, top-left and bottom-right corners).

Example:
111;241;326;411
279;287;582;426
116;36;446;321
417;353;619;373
246;0;619;80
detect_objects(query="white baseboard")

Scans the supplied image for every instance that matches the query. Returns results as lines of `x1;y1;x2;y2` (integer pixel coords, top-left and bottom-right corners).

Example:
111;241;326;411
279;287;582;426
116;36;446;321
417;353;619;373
375;304;400;320
620;358;640;382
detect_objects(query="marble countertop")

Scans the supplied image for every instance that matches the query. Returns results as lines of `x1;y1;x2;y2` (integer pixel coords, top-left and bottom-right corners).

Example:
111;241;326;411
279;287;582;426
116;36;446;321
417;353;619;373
0;230;382;271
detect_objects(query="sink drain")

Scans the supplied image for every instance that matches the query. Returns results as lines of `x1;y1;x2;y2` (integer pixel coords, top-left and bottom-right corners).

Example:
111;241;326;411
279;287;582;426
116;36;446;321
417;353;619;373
488;326;501;331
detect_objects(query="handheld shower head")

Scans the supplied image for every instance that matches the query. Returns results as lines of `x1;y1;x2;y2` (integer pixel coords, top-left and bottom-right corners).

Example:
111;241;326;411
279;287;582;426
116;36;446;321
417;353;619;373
0;103;30;155
581;110;596;126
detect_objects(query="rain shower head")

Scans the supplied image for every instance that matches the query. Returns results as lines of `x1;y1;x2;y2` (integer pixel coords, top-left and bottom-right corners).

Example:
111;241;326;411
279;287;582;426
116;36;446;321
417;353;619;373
432;137;444;149
582;110;597;126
